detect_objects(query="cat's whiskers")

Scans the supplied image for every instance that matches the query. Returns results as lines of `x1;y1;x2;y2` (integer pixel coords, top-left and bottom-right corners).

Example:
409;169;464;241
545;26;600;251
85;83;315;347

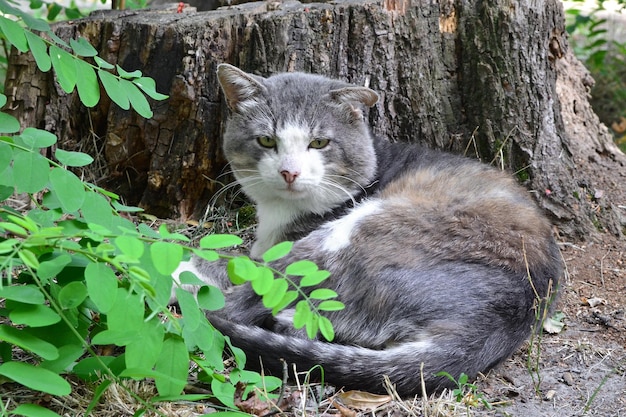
319;177;359;206
325;173;369;195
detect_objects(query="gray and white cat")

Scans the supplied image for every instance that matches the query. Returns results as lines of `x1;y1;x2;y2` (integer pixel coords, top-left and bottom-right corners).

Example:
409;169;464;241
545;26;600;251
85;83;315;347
175;64;562;396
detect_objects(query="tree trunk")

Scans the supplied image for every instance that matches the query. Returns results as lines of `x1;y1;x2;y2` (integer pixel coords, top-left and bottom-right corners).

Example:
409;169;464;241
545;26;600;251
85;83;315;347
4;0;625;238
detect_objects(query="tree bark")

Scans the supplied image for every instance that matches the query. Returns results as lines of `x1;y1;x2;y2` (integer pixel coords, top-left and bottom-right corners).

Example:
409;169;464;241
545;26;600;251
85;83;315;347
4;0;625;238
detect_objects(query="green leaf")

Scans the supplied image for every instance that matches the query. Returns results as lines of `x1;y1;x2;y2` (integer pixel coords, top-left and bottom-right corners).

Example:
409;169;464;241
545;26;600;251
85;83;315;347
94;56;114;70
116;65;142;79
49;167;86;213
191;248;219;262
49;45;77;94
196;285;225;311
305;314;319;339
73;356;116;381
41;344;85;374
0;325;58;360
271;290;298;315
125;321;164;370
262;279;288;309
176;270;203;286
0;16;28;53
37;253;72;280
211;378;236;409
309;288;338;300
18;248;40;269
262;241;293;263
85;263;118;313
70;37;97;57
150;241;183;275
21;13;51;32
318;316;334;341
300;270;331;287
0;112;20;133
175;288;202;331
0;361;71;396
58;281;88;309
154;337;189;396
157;224;190;241
227;256;258;284
285;260;318;276
115;235;145;259
10;403;63;417
85;380;113;416
55;149;94;167
119;78;152;118
0;285;45;304
75;59;100;108
0;140;12;171
133;77;168;100
94;288;143;343
250;266;273;295
9;303;62;327
20;127;58;148
293;300;309;329
7;214;38;232
24;31;51;72
98;69;129;110
81;191;115;229
46;3;62;21
0;221;27;236
317;300;345;311
111;201;143;213
12;149;49;194
0;238;18;254
200;234;242;249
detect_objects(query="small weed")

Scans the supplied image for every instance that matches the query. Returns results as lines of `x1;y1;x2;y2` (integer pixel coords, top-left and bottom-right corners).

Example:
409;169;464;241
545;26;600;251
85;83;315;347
436;372;492;412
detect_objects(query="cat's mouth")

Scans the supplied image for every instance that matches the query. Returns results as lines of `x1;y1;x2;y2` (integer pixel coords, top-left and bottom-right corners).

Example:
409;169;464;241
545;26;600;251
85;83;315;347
276;184;308;199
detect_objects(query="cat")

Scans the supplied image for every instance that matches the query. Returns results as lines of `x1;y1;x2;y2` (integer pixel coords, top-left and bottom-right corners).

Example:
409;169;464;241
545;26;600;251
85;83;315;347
173;63;562;397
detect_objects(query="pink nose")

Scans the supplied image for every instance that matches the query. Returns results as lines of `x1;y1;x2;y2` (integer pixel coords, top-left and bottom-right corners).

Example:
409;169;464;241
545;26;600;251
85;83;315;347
281;170;299;184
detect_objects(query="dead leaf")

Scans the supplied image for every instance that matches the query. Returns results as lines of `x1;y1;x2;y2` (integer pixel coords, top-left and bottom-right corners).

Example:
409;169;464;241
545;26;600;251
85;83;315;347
543;311;565;334
337;390;392;410
582;296;606;307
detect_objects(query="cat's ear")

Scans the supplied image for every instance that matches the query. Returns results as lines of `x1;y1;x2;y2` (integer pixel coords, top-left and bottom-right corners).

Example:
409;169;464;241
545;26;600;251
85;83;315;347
217;64;267;112
328;87;379;121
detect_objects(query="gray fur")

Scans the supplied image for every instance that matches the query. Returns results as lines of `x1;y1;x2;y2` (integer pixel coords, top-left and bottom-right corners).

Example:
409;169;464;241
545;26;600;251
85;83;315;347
176;64;562;396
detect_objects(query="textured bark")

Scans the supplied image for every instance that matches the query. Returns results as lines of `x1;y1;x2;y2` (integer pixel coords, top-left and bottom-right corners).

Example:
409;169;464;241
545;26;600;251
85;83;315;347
4;0;625;237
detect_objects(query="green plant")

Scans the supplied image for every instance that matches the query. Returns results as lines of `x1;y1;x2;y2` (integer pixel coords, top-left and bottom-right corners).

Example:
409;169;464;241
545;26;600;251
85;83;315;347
0;0;165;116
565;0;626;148
0;123;341;415
435;372;492;411
0;4;343;416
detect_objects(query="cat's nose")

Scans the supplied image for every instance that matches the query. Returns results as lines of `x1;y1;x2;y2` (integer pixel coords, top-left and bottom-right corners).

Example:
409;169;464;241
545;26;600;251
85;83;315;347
281;170;299;184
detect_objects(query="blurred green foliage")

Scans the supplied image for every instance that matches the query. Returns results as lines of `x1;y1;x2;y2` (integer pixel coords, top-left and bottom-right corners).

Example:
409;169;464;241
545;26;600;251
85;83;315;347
565;0;626;152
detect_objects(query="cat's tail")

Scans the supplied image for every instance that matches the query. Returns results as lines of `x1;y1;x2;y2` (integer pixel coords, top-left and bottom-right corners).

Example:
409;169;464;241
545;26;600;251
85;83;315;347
210;316;513;397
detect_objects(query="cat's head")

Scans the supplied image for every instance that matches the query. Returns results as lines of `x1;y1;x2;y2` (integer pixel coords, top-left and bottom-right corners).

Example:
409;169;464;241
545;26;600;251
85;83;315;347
216;64;379;215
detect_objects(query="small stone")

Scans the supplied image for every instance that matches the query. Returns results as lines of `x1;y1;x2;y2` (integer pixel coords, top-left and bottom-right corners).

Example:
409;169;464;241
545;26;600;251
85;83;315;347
544;389;556;401
563;372;575;386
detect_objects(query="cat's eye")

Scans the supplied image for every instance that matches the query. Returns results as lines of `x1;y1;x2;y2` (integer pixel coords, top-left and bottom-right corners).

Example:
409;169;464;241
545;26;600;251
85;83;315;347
257;136;277;148
309;138;330;149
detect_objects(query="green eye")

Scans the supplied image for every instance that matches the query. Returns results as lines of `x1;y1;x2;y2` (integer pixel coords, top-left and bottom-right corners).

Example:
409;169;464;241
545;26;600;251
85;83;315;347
309;138;330;149
257;136;277;148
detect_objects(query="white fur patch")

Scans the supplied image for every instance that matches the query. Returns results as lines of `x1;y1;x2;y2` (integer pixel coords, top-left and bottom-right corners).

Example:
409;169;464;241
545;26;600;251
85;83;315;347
170;260;202;303
276;123;310;146
321;200;383;253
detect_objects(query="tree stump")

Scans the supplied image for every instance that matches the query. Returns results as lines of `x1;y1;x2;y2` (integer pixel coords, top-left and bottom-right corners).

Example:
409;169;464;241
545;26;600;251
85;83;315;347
4;0;625;238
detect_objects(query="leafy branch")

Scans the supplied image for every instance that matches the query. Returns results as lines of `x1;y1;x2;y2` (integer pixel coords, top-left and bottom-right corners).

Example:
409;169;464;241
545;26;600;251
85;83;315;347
0;0;166;117
0;103;341;415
